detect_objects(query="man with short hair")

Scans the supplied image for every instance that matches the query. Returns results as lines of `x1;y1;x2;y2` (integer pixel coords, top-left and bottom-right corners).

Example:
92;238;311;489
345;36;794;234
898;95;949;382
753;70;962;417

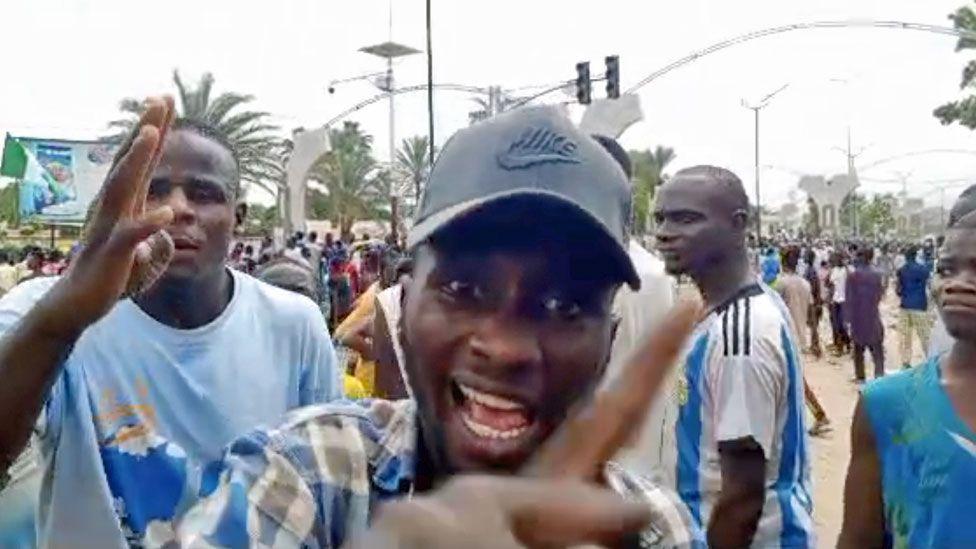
178;107;703;548
846;247;886;382
776;246;831;436
654;166;815;547
827;252;851;355
895;245;931;369
840;212;976;548
0;99;341;547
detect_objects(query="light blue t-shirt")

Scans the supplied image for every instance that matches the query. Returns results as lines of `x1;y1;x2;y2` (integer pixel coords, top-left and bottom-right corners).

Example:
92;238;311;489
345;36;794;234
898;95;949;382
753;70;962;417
0;270;342;548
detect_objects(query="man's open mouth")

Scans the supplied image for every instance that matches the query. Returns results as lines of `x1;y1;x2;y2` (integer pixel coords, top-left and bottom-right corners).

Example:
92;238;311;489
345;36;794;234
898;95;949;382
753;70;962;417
451;380;536;441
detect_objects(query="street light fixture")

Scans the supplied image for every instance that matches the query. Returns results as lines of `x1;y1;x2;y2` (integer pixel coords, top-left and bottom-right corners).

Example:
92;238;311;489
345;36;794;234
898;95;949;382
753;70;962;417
359;41;421;166
741;83;789;240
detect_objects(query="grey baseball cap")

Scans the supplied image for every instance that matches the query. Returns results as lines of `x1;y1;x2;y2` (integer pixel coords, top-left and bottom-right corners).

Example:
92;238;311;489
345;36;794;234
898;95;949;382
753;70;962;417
407;106;639;288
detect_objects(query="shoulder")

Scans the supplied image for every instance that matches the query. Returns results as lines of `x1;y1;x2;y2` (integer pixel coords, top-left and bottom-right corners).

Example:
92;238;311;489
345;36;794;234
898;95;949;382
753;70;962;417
234;270;323;323
861;360;936;436
226;399;414;493
710;285;788;360
0;276;62;334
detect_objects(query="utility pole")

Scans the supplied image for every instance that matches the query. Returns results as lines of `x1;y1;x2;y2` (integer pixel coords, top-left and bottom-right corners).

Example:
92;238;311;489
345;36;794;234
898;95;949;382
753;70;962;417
741;84;789;240
832;127;869;238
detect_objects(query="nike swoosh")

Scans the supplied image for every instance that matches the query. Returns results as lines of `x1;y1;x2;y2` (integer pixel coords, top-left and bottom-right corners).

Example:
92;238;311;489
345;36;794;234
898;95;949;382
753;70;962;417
497;151;580;169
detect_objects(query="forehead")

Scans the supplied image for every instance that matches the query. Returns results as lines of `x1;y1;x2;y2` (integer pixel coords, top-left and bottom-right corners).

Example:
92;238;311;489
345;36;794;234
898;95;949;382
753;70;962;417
153;129;237;185
942;228;976;258
656;177;723;213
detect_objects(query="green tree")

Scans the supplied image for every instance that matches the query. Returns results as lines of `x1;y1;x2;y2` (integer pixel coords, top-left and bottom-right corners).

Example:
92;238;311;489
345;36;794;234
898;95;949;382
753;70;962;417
859;193;897;237
395;135;433;205
629;146;676;235
934;3;976;128
803;197;820;236
107;70;286;198
243;203;280;237
308;121;385;239
840;192;866;234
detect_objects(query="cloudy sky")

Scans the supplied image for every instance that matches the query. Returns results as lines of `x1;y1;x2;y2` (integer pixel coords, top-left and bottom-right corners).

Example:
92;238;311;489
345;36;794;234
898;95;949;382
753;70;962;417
3;0;976;208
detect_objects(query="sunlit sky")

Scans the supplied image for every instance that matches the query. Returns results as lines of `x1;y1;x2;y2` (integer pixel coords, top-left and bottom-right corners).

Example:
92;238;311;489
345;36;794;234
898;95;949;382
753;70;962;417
3;0;976;209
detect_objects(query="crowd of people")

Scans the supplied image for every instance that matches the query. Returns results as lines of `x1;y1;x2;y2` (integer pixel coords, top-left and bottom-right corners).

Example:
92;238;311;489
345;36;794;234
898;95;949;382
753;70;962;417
0;97;972;548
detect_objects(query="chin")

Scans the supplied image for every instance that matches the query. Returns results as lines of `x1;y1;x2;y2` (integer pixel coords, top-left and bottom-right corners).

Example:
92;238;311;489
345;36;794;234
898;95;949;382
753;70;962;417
942;316;976;343
663;262;686;277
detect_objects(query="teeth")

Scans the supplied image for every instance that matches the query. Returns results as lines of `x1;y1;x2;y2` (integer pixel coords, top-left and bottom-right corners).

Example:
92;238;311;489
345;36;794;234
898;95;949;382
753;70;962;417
461;412;529;440
457;383;525;411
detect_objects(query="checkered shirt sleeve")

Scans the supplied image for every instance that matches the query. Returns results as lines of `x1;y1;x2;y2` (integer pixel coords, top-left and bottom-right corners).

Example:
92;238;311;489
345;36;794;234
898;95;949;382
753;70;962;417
177;402;385;548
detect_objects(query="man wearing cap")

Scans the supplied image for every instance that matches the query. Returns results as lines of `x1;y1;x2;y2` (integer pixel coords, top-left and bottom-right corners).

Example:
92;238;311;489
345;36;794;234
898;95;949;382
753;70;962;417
176;107;704;548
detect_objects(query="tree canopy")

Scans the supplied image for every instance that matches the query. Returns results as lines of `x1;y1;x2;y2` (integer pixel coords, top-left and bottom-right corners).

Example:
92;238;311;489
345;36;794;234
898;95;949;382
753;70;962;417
107;70;286;198
934;3;976;128
629;146;676;235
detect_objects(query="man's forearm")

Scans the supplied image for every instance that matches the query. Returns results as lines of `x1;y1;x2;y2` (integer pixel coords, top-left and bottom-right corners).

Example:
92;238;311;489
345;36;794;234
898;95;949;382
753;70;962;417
0;290;81;473
707;490;764;548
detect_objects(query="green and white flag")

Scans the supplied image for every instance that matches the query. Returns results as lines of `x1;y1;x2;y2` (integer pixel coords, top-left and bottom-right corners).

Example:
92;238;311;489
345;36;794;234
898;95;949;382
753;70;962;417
2;134;54;184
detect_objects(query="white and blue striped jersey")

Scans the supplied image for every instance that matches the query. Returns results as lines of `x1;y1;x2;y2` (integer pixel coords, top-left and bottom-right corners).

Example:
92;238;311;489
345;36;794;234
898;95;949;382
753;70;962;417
674;283;814;548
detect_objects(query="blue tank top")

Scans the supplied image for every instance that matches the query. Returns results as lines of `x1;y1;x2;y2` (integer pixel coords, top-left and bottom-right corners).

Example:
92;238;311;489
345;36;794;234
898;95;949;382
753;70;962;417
862;357;976;548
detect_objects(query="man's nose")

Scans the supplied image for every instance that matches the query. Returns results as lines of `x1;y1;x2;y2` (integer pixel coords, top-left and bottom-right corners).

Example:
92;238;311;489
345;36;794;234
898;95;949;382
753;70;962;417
468;313;543;373
160;187;194;222
655;221;677;243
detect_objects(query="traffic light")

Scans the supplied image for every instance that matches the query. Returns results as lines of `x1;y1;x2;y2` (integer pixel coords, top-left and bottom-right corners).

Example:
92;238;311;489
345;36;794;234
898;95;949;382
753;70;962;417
605;55;620;99
575;61;592;105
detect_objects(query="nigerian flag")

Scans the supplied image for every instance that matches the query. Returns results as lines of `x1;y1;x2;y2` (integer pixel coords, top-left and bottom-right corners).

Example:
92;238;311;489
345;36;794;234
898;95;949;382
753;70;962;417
3;134;40;178
1;134;71;218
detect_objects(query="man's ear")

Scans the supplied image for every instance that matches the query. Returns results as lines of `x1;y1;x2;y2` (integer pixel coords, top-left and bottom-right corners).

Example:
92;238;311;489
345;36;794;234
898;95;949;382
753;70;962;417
235;202;248;228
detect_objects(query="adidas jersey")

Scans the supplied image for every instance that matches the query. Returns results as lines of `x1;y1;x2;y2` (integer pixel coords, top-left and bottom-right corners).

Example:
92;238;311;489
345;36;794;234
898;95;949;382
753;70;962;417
673;283;814;548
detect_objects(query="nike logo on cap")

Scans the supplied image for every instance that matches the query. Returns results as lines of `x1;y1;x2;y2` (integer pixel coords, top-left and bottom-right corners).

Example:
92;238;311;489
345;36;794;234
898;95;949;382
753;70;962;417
497;127;581;169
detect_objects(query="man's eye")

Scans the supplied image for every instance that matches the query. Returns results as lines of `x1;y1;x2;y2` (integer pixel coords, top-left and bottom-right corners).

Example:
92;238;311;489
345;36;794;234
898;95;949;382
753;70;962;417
188;184;227;203
147;181;170;199
542;296;582;320
938;264;956;277
440;280;484;301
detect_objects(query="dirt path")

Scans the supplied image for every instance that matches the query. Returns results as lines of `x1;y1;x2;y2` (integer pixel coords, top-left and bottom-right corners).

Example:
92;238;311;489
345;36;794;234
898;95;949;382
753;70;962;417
805;291;931;546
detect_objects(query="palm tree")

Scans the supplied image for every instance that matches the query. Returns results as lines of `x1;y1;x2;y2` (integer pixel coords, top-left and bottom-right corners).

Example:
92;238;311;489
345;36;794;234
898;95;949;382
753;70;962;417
395;135;433;204
106;70;286;198
308;122;385;239
629;146;676;235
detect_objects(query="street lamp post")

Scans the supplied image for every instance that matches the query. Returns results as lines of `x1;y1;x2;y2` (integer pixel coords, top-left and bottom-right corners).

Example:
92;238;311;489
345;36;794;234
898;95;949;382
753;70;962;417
359;41;421;165
742;84;789;241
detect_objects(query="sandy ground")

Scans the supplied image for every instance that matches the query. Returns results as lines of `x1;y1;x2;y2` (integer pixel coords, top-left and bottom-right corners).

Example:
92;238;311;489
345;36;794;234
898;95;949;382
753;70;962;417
804;289;931;547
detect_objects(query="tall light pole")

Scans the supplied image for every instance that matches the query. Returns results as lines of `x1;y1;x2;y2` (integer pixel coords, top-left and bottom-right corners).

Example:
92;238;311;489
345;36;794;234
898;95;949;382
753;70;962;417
742;84;789;240
359;41;421;165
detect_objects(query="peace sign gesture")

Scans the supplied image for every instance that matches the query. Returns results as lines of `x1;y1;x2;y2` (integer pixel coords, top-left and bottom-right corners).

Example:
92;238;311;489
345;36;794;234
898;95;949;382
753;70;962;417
357;297;702;548
43;97;177;339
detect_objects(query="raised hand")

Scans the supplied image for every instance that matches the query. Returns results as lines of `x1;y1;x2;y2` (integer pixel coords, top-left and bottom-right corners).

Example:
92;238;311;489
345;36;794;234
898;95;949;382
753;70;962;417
356;297;702;548
43;96;176;339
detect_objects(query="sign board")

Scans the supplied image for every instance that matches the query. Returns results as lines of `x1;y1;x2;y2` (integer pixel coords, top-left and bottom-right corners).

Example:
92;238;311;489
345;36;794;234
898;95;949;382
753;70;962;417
8;136;117;224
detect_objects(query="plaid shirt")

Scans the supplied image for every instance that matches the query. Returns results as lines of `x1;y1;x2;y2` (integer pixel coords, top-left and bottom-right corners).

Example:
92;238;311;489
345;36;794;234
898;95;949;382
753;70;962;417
177;399;703;548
